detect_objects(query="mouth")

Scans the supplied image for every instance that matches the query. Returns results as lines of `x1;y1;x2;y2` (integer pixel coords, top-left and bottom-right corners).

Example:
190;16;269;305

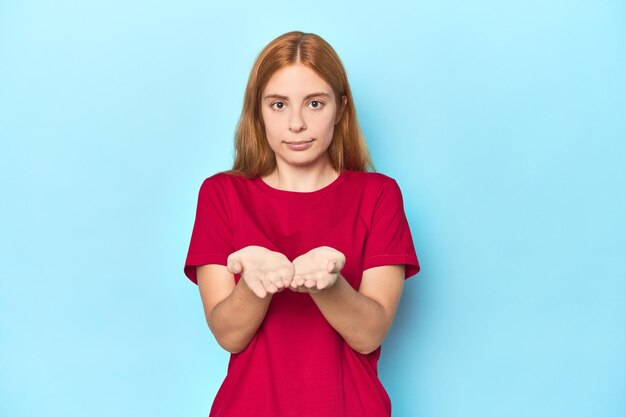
284;139;315;144
283;139;315;151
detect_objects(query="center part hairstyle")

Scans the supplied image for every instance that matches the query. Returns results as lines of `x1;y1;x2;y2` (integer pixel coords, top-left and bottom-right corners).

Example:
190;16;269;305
227;31;375;178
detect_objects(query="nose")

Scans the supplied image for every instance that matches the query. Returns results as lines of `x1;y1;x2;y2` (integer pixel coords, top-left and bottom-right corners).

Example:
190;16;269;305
288;108;307;133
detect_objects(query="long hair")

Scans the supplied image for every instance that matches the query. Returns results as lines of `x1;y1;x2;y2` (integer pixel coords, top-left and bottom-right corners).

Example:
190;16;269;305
225;31;375;178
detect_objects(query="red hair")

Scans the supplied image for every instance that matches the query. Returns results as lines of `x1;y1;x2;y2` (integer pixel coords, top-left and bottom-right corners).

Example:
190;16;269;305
225;31;375;178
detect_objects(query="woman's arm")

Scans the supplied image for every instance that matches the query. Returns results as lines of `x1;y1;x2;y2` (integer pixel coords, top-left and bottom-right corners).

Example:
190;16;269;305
309;265;405;354
197;246;295;354
290;247;405;354
197;265;272;354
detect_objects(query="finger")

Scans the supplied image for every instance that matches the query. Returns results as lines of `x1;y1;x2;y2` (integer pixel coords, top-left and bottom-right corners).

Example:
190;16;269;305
227;260;242;274
304;275;317;289
299;273;307;285
292;275;305;288
261;277;279;294
288;281;307;292
281;275;292;288
327;261;342;273
316;276;332;290
278;265;294;286
279;264;295;278
246;277;267;298
268;272;285;289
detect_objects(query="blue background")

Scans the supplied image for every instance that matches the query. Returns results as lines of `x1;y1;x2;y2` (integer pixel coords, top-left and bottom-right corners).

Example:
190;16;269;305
1;1;625;416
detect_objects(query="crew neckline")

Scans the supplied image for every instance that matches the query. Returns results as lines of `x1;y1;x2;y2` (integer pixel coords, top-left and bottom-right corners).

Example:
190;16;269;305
254;169;351;197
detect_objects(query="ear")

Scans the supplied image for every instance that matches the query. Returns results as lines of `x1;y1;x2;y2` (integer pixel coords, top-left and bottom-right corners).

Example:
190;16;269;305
335;95;348;124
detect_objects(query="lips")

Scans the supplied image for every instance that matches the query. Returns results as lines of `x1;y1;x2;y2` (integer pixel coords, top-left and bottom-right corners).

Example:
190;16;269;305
284;139;315;151
284;139;314;144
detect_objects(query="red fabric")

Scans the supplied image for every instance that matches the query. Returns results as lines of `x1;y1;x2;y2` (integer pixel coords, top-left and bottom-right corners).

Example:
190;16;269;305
184;169;420;417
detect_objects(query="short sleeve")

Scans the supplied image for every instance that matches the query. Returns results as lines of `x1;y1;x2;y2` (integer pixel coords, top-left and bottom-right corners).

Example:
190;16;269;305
362;179;420;279
183;176;234;285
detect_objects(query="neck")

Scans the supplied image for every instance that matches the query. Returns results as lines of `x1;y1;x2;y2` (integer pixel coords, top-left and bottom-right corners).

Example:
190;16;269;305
264;159;339;192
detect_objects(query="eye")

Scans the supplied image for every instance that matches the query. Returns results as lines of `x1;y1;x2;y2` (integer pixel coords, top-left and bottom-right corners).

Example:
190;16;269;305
271;101;286;110
308;100;324;109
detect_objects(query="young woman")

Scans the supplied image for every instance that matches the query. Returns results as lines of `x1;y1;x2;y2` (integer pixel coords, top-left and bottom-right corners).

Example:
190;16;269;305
184;31;420;417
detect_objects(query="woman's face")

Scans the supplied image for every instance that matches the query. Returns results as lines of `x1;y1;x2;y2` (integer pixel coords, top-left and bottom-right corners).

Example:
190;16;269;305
260;64;346;170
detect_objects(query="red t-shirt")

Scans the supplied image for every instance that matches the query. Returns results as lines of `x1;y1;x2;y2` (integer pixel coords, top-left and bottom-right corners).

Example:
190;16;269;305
184;169;420;417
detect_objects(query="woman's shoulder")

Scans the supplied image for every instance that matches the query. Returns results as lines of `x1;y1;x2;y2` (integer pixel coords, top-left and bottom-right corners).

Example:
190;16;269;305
346;170;398;189
204;170;255;183
344;170;407;205
198;170;253;194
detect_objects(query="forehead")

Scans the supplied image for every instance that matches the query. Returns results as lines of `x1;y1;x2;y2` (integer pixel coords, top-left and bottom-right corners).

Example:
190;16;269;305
263;64;333;97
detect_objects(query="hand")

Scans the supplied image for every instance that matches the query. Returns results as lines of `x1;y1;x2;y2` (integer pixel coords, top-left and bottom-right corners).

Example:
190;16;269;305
227;246;295;298
290;246;346;293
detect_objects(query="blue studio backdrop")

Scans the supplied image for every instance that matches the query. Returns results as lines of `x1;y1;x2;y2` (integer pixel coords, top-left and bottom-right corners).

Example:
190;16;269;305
1;1;624;416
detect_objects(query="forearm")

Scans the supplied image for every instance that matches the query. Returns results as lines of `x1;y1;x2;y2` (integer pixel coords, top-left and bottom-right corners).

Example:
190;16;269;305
207;279;272;354
309;275;391;354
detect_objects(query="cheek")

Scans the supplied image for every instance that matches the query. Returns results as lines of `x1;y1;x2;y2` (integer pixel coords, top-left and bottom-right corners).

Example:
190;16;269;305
261;114;281;138
315;115;337;137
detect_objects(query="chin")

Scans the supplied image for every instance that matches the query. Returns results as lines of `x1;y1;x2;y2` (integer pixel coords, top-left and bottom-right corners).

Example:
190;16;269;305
278;154;321;167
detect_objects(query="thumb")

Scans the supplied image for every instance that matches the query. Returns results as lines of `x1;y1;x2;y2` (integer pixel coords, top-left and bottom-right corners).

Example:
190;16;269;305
327;261;339;273
227;259;242;274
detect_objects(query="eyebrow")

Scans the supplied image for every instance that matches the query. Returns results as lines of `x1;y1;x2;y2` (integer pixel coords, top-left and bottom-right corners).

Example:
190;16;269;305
263;92;331;101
